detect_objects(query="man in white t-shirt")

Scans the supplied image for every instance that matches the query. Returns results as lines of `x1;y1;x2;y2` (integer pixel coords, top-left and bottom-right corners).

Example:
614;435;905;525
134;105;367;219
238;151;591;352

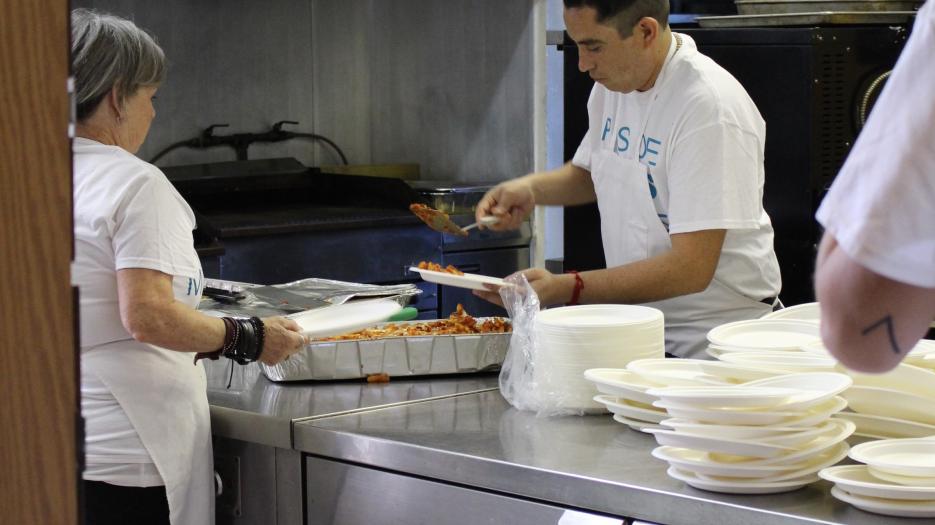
815;1;935;373
474;0;781;358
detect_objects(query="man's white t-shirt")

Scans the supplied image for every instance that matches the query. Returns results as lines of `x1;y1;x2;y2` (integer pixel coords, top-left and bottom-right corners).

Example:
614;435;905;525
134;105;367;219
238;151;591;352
572;34;781;327
816;2;935;288
73;137;208;489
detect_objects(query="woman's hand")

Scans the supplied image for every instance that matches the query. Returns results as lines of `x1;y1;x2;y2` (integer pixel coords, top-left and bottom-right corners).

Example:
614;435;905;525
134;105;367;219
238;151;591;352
473;268;574;307
258;316;308;365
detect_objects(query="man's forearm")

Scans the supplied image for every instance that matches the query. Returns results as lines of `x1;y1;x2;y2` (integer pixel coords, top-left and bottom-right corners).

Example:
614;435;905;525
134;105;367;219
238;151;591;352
526;162;596;206
815;233;935;372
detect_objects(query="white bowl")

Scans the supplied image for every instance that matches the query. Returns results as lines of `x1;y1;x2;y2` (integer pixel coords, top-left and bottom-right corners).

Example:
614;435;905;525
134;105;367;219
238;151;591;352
593;395;668;423
653;442;846;480
760;302;820;321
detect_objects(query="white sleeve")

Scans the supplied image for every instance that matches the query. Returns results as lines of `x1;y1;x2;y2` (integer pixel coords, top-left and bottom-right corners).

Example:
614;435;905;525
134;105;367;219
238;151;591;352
666;121;763;233
113;170;200;277
816;4;935;288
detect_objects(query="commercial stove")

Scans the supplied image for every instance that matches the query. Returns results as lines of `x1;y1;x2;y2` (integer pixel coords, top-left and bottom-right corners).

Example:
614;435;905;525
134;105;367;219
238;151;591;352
162;158;531;319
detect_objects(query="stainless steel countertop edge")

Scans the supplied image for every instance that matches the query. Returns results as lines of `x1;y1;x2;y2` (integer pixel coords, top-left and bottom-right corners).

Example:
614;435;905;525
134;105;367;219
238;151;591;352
293;423;843;525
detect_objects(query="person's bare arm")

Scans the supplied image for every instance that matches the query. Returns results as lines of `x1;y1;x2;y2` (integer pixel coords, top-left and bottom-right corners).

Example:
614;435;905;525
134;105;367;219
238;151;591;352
815;233;935;373
476;162;595;231
476;229;726;306
117;268;306;364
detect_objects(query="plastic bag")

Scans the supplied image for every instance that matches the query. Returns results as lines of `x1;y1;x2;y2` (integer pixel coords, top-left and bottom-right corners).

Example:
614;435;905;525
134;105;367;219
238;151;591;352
497;274;590;417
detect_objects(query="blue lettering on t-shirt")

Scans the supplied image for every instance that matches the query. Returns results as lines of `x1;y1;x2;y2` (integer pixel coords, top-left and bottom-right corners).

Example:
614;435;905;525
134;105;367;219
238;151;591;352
640;137;662;167
601;118;613;141
647;172;657;199
615;127;630;153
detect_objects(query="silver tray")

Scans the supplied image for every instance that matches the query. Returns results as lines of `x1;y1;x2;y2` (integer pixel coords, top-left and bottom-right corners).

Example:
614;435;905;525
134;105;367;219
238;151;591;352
259;318;511;382
735;0;922;15
697;10;916;27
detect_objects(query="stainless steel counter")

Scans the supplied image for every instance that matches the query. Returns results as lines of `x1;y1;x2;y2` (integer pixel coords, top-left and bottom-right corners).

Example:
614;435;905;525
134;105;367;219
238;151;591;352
293;390;916;525
204;359;499;448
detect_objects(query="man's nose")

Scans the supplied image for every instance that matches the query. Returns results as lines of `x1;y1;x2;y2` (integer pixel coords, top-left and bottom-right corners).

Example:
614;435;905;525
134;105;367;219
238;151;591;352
578;54;593;73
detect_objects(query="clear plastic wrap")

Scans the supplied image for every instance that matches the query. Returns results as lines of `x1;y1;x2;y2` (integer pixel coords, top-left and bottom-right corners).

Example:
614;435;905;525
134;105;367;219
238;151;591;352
498;274;593;417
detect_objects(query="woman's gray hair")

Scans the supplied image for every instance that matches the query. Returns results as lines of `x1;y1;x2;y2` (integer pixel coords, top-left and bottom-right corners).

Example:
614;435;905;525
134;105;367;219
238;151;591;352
71;9;166;121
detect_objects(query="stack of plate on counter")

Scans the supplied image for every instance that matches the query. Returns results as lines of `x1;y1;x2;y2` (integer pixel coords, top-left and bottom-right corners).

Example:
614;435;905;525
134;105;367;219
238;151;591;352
533;305;665;412
644;372;854;494
705;319;828;370
585;358;779;432
821;438;935;518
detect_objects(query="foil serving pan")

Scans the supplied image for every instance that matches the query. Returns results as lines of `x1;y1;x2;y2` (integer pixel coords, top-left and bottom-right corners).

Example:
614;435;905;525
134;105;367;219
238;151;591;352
259;318;511;382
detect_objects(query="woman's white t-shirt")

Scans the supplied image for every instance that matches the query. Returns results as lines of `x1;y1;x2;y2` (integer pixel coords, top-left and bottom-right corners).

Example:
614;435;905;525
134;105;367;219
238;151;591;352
816;2;935;288
73;136;210;504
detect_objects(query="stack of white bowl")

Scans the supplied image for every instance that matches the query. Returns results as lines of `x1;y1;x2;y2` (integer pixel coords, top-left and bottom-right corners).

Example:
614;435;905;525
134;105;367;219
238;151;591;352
533;304;664;412
645;372;855;494
586;358;781;431
821;438;935;518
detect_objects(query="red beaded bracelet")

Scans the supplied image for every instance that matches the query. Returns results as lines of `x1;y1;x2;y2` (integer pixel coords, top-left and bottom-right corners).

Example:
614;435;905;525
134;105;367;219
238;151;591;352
566;270;584;306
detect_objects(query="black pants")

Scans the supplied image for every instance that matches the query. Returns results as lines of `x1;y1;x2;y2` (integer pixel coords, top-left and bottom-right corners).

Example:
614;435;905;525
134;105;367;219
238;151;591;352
83;480;169;525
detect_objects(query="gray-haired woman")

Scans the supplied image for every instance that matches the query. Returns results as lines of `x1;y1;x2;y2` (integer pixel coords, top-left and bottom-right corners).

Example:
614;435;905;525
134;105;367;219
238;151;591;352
71;9;307;524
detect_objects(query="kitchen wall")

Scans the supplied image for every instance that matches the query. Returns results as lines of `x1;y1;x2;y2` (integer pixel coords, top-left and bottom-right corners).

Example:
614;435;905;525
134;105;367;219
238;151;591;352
73;0;537;182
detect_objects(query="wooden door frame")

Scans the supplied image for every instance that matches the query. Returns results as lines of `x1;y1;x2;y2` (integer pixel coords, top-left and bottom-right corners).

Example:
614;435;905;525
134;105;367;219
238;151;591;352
0;1;78;524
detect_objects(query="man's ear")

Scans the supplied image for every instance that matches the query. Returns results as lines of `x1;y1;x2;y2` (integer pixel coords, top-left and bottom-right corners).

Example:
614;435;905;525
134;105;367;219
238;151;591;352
636;17;660;48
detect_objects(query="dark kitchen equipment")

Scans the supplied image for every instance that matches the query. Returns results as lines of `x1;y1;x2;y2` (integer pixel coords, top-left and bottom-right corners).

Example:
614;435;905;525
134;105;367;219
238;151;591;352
555;22;909;305
162;159;531;319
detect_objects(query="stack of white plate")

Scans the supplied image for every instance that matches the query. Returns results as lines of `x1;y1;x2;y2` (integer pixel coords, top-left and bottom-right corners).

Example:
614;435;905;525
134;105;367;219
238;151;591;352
821;438;935;518
645;372;854;494
760;301;821;322
801;338;935;371
585;358;781;432
824;361;935;440
534;305;664;412
705;318;822;360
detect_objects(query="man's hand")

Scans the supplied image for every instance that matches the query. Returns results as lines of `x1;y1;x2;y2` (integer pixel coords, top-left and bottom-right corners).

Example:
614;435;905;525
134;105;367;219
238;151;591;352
475;178;536;231
473;268;575;307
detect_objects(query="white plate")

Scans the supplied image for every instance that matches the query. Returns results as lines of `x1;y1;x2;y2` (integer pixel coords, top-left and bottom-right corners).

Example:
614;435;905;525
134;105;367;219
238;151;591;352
834;412;935;440
584;368;660;405
627;359;733;386
868;468;935;488
655;395;847;427
831;486;935;518
537;304;664;329
708;419;855;467
843;363;935;400
741;372;852;409
760;302;821;321
646;428;795;458
707;319;821;350
291;298;402;339
666;466;817;494
647;385;800;409
593;395;668;423
850;438;935;478
820;465;935;500
612;413;664;433
653;442;847;481
660;419;821;439
718;351;837;372
842;386;935;425
408;266;507;291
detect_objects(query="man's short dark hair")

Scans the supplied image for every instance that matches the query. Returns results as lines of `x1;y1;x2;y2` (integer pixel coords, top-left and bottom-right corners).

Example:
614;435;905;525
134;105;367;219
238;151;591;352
564;0;669;37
